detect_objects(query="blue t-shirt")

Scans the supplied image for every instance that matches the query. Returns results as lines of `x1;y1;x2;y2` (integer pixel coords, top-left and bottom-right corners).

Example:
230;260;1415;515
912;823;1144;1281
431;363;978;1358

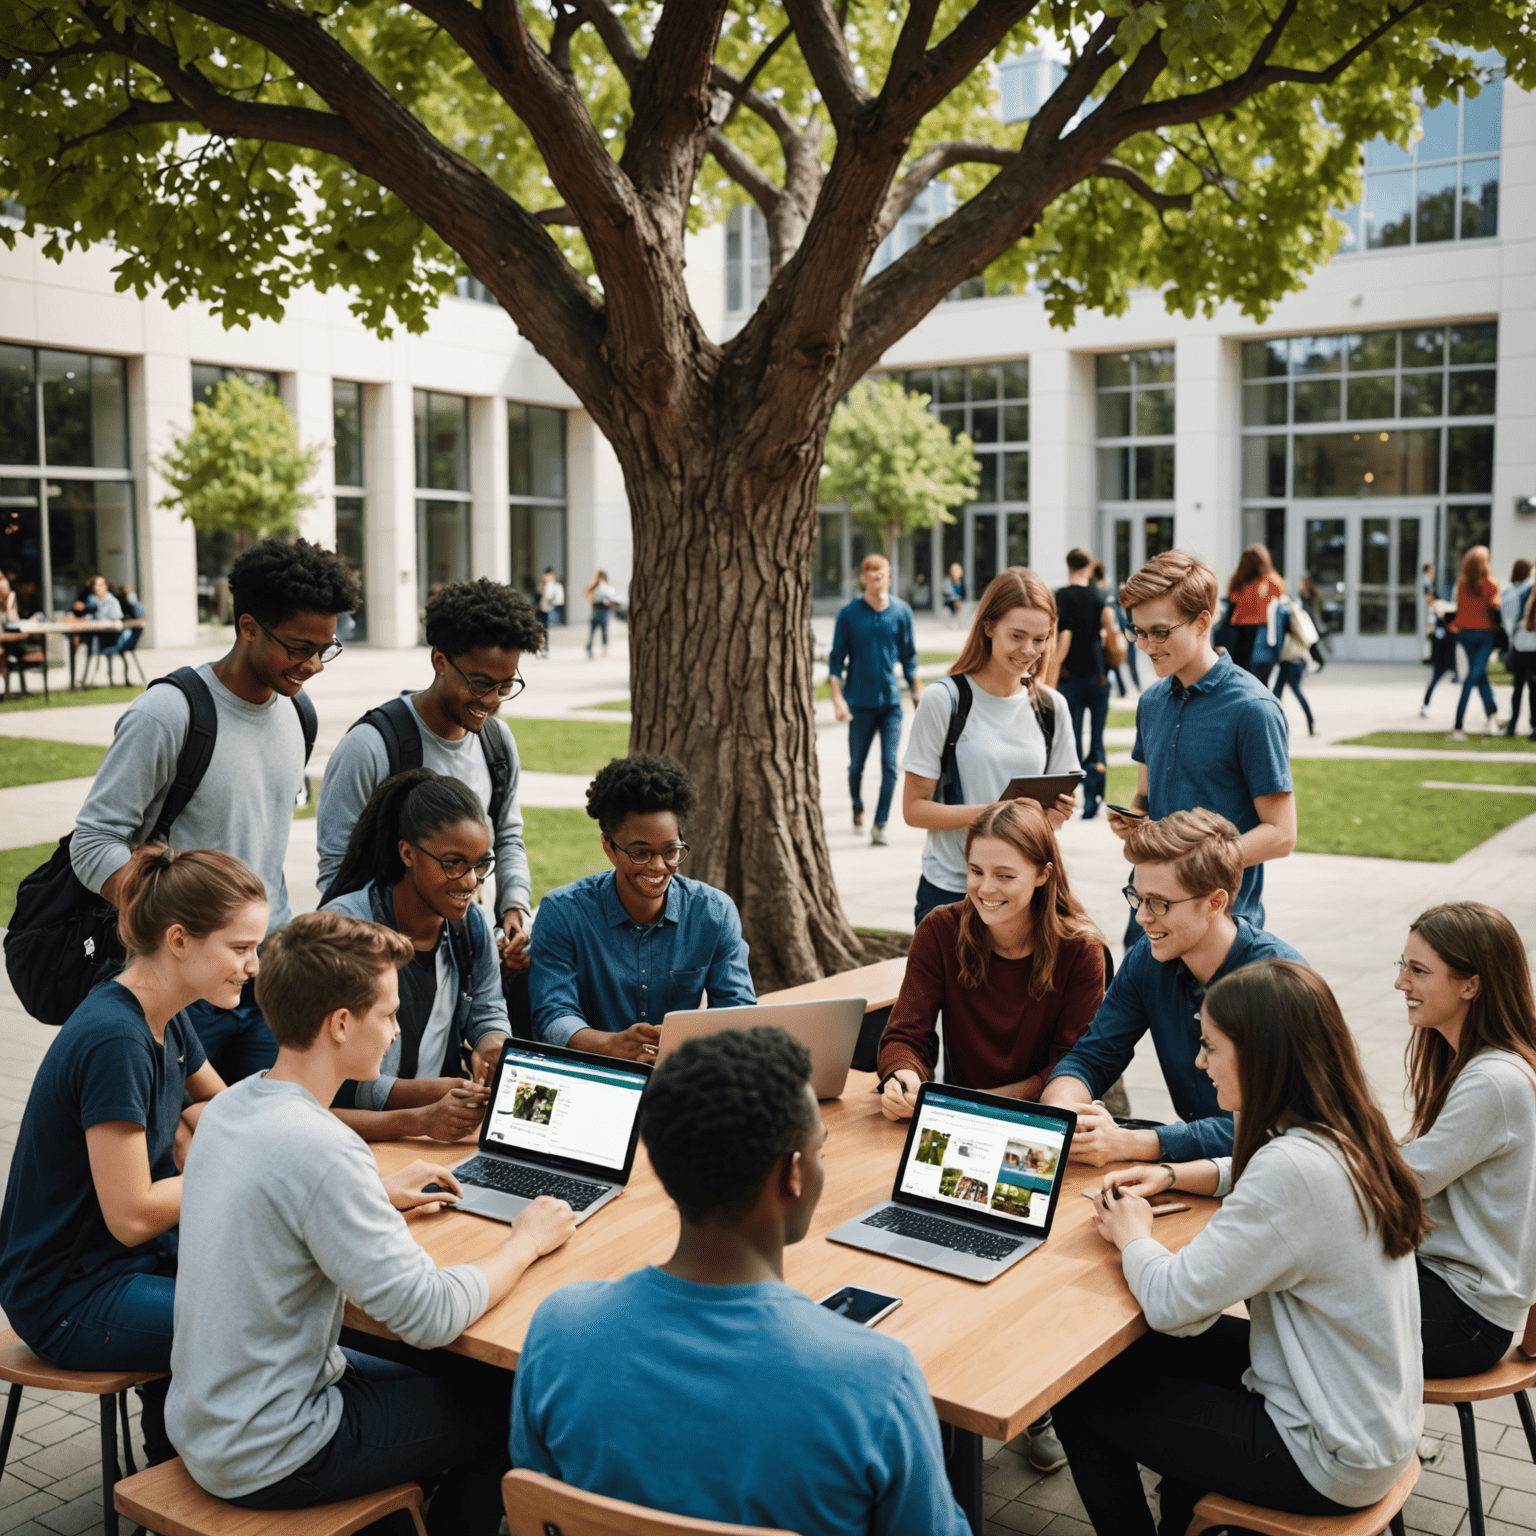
0;981;204;1345
1131;651;1292;927
828;596;919;711
511;1266;969;1536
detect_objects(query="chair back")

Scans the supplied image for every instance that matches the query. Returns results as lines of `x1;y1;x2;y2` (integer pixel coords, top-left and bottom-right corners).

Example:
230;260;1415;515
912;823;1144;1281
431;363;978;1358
503;1470;801;1536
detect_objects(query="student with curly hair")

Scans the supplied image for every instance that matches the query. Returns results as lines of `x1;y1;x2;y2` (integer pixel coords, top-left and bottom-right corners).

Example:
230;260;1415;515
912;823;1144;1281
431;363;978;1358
529;754;755;1059
71;537;357;1077
510;1028;970;1536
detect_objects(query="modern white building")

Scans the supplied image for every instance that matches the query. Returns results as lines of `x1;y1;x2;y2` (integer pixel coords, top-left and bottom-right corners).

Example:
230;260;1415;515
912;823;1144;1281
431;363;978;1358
0;55;1527;663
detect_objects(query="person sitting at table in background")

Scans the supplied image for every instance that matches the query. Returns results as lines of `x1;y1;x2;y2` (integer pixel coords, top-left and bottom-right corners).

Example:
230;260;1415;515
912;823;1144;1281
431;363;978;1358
1042;809;1305;1164
0;570;19;622
1395;901;1536;1377
1056;959;1425;1536
0;847;263;1465
901;567;1080;927
321;769;512;1141
530;753;754;1060
1108;550;1293;941
166;910;574;1536
511;1028;970;1536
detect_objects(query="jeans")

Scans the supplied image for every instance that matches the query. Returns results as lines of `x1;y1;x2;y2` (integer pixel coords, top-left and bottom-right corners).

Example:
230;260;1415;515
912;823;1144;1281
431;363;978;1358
228;1346;509;1536
914;874;964;928
1454;630;1497;729
1052;1316;1353;1536
1272;660;1314;732
1507;650;1536;733
586;607;610;654
182;992;278;1082
848;704;903;828
34;1267;177;1465
1058;676;1109;812
1419;1260;1513;1378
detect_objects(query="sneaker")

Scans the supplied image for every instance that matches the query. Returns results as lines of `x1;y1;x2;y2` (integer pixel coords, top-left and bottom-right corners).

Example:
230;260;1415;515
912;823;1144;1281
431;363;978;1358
1419;704;1430;718
1026;1414;1068;1474
870;825;888;847
852;811;864;830
1487;715;1503;736
1448;730;1468;741
1417;1435;1447;1470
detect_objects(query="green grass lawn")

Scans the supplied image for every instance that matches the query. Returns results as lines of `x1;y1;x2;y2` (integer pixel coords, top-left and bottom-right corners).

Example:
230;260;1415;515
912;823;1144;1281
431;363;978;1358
1;840;57;926
0;684;144;714
510;718;630;774
523;807;609;902
0;738;106;789
918;650;960;666
588;698;632;712
1340;730;1536;753
1107;758;1536;862
1108;708;1137;730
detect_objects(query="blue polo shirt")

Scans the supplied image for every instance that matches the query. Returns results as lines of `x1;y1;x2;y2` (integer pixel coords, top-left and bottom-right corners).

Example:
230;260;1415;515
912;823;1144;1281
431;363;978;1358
529;871;756;1045
1132;651;1292;927
828;595;919;711
1047;918;1306;1160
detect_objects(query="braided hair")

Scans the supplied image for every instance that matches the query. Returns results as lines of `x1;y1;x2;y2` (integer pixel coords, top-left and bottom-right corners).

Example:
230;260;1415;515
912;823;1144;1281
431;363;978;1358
328;768;488;900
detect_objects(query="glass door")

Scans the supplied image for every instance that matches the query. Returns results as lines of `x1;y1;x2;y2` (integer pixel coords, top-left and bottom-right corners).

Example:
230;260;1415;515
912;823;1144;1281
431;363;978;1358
1104;511;1176;592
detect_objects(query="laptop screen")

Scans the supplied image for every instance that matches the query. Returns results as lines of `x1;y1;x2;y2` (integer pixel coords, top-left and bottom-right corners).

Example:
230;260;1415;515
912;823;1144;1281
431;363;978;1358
485;1045;646;1174
898;1091;1067;1232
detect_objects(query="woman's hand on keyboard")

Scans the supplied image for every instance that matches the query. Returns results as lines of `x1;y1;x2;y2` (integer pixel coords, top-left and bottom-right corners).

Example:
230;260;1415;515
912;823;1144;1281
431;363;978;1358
385;1161;463;1213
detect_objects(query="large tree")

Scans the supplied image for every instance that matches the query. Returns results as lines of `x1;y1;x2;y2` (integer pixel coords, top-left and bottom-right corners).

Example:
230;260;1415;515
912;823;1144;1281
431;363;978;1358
3;0;1525;987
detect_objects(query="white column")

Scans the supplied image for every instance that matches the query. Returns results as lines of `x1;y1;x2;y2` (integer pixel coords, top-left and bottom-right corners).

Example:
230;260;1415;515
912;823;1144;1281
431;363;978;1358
1027;345;1095;582
130;351;198;647
283;370;336;549
1174;334;1238;573
567;411;631;611
363;381;419;649
1492;80;1536;569
470;395;509;583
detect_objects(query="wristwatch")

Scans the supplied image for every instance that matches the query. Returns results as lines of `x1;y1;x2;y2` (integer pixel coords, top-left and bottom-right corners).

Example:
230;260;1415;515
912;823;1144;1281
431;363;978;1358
1158;1159;1179;1193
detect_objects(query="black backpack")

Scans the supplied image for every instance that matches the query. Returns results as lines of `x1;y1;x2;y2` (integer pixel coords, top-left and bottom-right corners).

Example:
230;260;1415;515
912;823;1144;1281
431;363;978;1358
347;695;512;823
4;669;317;1026
934;675;1056;805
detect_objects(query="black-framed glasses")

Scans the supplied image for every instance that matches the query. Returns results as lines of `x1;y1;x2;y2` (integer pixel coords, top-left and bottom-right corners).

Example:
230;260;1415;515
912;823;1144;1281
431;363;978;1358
447;655;526;702
1127;619;1191;646
1122;884;1202;919
410;844;496;883
255;618;344;665
606;837;690;869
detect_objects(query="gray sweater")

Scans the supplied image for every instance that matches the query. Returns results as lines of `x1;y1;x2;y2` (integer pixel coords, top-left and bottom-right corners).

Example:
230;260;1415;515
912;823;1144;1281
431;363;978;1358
315;701;531;917
70;664;302;932
1121;1128;1422;1506
165;1075;490;1498
1403;1049;1536;1332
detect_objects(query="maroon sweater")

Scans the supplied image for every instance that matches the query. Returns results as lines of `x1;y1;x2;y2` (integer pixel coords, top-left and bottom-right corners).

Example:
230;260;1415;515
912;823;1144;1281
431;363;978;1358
878;905;1105;1099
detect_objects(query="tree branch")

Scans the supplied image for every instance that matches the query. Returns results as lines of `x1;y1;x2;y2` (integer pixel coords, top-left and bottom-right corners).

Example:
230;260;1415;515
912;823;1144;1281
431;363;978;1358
536;204;578;224
720;24;791;128
1093;159;1194;213
779;0;865;130
710;62;800;146
622;0;728;200
878;0;1039;135
886;0;942;93
53;95;197;152
708;128;783;217
875;140;1015;241
566;0;640;82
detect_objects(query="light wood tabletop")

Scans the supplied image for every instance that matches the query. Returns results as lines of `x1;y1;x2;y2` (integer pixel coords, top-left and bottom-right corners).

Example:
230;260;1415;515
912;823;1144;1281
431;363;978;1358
352;1070;1218;1440
758;957;908;1014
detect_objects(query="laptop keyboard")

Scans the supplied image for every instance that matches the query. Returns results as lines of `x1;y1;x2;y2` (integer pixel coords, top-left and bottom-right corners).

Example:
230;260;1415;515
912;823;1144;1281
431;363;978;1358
453;1156;608;1211
862;1206;1024;1262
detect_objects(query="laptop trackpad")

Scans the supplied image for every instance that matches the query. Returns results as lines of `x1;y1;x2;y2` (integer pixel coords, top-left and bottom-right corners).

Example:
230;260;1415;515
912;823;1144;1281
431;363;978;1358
459;1186;529;1224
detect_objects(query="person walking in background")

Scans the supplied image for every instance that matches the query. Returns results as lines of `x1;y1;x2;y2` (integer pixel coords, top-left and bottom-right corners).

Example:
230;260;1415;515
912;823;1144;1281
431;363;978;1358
1092;561;1136;696
1054;549;1117;820
1225;544;1286;677
1500;559;1534;736
828;554;920;848
583;569;618;659
1271;599;1317;737
535;568;564;656
1449;544;1502;740
941;561;965;627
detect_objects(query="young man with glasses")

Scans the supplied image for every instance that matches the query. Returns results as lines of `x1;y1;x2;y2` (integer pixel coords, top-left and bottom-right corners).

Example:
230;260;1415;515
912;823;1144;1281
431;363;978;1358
317;579;545;1010
1041;809;1305;1165
71;537;358;1078
529;754;755;1059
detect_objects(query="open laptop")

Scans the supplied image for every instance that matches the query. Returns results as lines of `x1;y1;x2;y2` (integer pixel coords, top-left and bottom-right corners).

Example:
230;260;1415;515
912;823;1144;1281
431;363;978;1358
828;1084;1076;1282
655;998;867;1099
434;1039;649;1226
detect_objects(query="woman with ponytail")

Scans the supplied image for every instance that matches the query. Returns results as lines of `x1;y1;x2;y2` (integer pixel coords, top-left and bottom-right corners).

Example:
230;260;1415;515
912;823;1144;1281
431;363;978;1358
321;768;511;1141
0;846;267;1464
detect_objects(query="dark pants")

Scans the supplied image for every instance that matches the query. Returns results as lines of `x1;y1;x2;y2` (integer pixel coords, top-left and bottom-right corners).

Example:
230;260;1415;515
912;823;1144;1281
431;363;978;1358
1455;630;1497;729
1425;631;1458;704
183;993;279;1082
849;704;903;828
1230;624;1265;675
1272;660;1314;731
228;1345;509;1536
502;966;534;1040
914;874;964;928
1052;1316;1353;1536
33;1266;176;1465
586;607;610;654
1419;1259;1514;1378
1058;676;1109;813
1506;650;1536;733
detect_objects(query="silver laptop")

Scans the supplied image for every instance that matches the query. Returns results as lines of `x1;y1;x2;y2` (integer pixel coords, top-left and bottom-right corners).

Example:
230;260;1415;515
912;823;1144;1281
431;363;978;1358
655;998;867;1099
436;1039;649;1225
829;1084;1076;1282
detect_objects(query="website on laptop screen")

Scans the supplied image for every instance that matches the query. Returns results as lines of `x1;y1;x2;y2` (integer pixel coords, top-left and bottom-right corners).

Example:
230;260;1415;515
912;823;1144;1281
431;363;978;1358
486;1048;645;1173
899;1093;1065;1231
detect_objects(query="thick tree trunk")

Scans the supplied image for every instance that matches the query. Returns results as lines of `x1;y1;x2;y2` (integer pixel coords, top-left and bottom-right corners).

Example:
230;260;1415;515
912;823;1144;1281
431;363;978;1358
619;419;865;993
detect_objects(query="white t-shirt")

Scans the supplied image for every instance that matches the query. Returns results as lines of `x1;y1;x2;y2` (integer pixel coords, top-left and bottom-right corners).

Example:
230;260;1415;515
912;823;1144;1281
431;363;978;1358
902;676;1078;891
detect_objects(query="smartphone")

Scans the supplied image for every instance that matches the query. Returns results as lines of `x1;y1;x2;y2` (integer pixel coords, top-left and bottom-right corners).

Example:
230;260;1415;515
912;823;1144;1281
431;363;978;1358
819;1285;903;1327
1106;803;1147;819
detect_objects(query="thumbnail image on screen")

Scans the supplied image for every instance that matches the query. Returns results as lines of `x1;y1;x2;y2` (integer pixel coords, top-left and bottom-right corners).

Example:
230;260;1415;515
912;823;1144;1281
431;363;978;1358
487;1051;644;1172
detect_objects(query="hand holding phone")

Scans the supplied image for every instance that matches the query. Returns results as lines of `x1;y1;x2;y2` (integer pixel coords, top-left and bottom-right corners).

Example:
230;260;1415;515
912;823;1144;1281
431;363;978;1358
1105;804;1147;820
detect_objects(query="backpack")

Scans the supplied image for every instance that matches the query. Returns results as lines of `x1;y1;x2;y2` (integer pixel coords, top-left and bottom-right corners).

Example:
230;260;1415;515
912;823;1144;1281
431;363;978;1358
4;669;317;1025
934;676;1057;806
348;696;512;825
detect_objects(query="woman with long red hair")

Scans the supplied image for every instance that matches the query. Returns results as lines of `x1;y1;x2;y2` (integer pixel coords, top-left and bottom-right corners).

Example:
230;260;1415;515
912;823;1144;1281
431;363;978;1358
1449;544;1502;739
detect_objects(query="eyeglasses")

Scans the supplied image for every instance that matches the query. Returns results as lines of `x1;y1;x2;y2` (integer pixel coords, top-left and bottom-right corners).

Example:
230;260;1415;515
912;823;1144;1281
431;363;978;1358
447;656;526;702
1127;619;1191;646
606;838;691;869
1122;884;1202;919
410;844;496;883
255;619;344;665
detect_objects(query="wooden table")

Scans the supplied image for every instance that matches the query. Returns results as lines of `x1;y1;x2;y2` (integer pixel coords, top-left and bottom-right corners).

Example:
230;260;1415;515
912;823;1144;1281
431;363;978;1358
352;1071;1218;1532
760;956;907;1013
2;619;146;692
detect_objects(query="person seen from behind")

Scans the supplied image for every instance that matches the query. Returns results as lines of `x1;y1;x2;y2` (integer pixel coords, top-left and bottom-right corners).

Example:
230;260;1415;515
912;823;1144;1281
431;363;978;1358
1449;544;1502;739
1225;543;1286;679
1500;558;1536;737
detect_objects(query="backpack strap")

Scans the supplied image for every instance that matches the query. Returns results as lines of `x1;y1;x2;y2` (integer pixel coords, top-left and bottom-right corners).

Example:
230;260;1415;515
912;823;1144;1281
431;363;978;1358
478;720;512;829
145;668;218;845
935;676;974;806
1030;684;1056;759
350;696;424;778
293;688;318;766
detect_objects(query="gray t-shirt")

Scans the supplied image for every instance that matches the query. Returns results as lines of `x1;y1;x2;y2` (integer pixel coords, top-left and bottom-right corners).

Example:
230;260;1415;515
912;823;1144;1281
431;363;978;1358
70;663;303;933
315;699;531;917
901;676;1078;891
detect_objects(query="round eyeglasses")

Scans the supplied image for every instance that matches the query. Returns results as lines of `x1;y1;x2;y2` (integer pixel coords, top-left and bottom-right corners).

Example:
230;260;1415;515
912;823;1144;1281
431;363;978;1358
1122;884;1202;920
606;838;690;869
410;844;496;883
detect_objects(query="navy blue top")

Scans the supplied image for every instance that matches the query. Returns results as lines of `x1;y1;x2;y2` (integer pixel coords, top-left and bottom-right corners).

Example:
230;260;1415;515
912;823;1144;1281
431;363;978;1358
511;1265;970;1536
0;982;205;1345
529;871;755;1046
1048;919;1306;1160
828;595;919;711
1131;651;1292;927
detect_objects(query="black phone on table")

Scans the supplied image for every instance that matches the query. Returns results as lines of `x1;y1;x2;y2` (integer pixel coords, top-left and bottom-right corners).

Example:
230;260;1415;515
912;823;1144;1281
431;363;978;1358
818;1285;903;1327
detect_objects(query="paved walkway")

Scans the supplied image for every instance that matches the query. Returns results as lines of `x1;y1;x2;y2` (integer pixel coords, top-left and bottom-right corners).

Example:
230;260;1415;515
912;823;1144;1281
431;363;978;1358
0;620;1532;1534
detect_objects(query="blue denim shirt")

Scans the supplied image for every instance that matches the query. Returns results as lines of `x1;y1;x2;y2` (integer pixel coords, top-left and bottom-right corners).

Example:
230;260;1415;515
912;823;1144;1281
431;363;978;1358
828;596;919;711
530;871;755;1045
1132;650;1292;927
1048;918;1307;1160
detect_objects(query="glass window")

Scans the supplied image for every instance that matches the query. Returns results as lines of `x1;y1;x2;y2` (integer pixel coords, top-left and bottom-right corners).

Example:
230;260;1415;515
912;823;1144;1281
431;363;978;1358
1134;445;1174;500
1003;452;1029;502
1006;512;1029;568
1447;426;1494;493
973;454;998;501
1096;392;1130;439
1462;76;1503;155
1243;382;1287;427
1447;504;1493;570
1293;336;1343;374
415;391;469;492
191;364;277;410
0;345;34;464
1461;158;1499;238
1346;376;1395;420
528;406;566;499
969;364;1001;401
936;367;966;405
1144;517;1175;560
1003;403;1030;441
41;351;96;468
90;356;127;469
509;504;567;604
1294;380;1340;423
1095;353;1131;389
1347;331;1397;371
1135;388;1175;436
1242;436;1287;498
1002;361;1029;399
417;499;470;609
1415;161;1458;242
970;405;999;444
1450;323;1498;365
1096;348;1173;501
1365;169;1414;247
335;495;367;641
971;512;998;591
1242;339;1288;379
1292;429;1439;497
1400;373;1444;417
1403;327;1445;368
1448;370;1496;416
1418;97;1459;161
333;381;363;488
1097;447;1129;501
